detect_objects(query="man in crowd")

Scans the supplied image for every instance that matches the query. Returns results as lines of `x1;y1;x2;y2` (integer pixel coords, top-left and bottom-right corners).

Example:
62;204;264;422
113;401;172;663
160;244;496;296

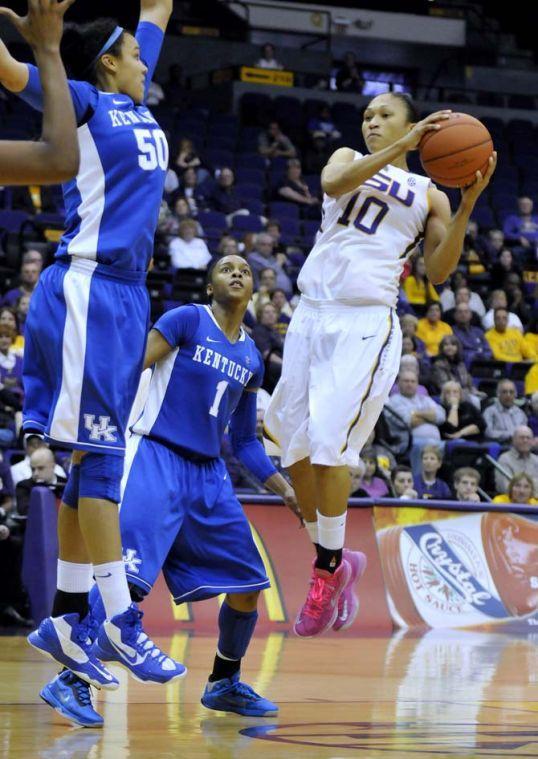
15;447;67;517
494;425;538;494
451;301;493;366
453;467;481;502
248;233;292;295
483;379;528;443
10;434;66;487
485;307;535;363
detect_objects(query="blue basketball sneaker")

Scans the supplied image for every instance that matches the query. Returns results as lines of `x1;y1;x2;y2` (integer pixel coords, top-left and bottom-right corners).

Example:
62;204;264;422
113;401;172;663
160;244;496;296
40;670;103;728
201;674;279;717
28;614;119;690
93;603;186;684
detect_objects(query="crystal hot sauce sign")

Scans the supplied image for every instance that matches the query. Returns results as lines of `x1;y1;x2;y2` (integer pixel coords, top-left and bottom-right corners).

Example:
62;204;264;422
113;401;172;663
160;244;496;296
377;511;538;629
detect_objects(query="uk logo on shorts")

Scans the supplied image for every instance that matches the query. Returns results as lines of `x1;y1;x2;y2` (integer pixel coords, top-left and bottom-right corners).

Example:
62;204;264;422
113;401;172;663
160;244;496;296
84;414;118;442
123;548;142;574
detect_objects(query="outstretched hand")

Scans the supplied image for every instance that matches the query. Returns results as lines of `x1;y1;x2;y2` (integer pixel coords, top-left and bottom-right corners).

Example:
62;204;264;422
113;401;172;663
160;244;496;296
460;152;497;208
0;0;75;51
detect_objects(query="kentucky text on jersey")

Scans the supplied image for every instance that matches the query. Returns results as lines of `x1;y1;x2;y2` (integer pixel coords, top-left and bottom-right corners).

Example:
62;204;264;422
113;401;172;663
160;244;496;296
18;22;166;272
192;344;254;386
133;305;264;459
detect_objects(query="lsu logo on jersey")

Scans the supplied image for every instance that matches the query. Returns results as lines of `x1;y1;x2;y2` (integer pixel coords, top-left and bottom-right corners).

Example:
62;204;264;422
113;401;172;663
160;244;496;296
362;170;415;207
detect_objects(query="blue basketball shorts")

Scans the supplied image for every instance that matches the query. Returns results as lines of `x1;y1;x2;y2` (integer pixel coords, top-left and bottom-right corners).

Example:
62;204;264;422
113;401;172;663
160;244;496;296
119;435;270;603
22;257;149;455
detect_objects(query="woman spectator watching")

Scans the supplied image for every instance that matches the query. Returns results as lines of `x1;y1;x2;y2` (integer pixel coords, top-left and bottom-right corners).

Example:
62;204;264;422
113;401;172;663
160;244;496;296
439;380;484;442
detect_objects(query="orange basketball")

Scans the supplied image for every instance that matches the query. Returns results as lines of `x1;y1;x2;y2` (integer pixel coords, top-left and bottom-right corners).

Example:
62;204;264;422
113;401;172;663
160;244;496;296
419;112;493;188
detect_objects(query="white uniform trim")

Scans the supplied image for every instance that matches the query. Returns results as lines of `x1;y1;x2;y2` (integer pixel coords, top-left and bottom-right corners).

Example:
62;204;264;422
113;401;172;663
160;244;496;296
133;349;179;437
67;124;106;258
49;261;97;443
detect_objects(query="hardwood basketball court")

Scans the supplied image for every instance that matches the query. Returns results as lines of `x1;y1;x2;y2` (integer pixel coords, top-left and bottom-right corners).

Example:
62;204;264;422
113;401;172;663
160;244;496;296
2;629;538;758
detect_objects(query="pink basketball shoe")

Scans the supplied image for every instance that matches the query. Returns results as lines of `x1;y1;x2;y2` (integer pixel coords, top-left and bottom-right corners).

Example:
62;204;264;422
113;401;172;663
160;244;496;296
293;559;351;638
333;549;367;632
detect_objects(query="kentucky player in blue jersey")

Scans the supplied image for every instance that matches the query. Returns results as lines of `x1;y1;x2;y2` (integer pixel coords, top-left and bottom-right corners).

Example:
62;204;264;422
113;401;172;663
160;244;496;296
43;255;300;724
0;0;185;725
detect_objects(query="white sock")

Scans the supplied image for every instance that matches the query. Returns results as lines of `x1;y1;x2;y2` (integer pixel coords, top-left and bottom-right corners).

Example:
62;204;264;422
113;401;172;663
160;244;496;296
317;510;347;551
93;560;131;620
304;520;319;544
57;560;93;594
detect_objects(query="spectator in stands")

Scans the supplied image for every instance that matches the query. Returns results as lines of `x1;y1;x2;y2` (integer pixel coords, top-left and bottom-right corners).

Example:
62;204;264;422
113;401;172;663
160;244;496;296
505;273;532;327
10;435;65;487
178;166;205;216
391;466;418;500
335;51;363;93
307;105;341;145
15;448;67;518
215;234;240;258
249;266;276;319
251;302;284;393
265;219;288;256
277;159;320;216
453;467;481;503
258;121;297;159
22;248;44;273
0;308;23;356
400;314;428;363
439;380;484;442
0;326;23;402
355;448;389;498
169;219;212;271
483;379;528;443
484;228;505;260
460;220;487;274
494;425;538;494
526;362;538;396
255;43;284;70
159;196;204;239
392;354;429;396
485;307;535;363
385;369;446;476
416;302;452;357
482;289;523;332
493;473;537;505
270;288;291;337
209;167;249;222
443;285;485;323
15;294;31;336
414;445;452;500
1;261;40;308
452;301;492;366
490;248;522;290
528;392;538;438
0;376;20;447
248;233;292;295
503;196;538;250
173;137;207;182
403;256;439;309
430;335;476;398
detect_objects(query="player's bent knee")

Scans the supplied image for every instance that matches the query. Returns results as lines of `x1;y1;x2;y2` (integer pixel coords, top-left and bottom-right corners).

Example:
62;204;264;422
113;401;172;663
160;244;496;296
79;452;125;504
226;591;260;612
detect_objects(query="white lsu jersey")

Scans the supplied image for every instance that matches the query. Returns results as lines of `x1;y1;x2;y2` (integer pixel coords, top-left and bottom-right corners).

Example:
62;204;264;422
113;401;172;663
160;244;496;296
297;152;432;308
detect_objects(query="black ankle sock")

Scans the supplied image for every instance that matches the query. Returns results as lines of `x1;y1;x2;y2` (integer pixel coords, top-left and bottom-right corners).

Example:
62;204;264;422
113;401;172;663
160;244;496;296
52;590;89;620
209;654;241;683
315;546;342;574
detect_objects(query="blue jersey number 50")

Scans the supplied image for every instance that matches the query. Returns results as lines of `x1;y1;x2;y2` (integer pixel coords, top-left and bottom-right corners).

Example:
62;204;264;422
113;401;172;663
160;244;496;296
134;128;169;171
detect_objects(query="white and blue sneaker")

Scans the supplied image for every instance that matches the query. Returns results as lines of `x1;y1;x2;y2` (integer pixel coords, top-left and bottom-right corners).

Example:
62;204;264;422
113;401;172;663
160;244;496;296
201;674;279;717
28;614;119;690
93;603;186;684
40;670;103;728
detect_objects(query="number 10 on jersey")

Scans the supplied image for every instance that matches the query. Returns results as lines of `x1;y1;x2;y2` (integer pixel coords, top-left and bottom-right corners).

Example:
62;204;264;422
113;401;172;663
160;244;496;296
338;193;389;235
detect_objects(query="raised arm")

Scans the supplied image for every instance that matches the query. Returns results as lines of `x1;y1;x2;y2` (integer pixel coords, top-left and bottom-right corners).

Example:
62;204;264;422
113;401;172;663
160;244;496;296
423;154;496;284
139;0;173;32
321;111;452;198
0;0;78;184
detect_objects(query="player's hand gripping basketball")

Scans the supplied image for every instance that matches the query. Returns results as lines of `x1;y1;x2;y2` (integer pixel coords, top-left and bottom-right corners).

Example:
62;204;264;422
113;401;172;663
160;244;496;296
0;0;76;51
460;151;497;207
400;110;453;152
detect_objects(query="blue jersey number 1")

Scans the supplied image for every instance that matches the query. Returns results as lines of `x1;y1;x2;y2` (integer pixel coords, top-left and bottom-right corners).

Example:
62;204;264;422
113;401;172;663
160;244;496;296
209;380;228;418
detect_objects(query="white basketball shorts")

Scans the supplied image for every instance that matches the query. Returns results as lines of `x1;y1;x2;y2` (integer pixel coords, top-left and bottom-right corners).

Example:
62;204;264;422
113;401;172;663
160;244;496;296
263;296;402;468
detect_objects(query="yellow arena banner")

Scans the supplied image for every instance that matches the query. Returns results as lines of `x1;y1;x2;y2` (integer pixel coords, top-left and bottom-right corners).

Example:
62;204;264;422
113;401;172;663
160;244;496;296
239;66;294;87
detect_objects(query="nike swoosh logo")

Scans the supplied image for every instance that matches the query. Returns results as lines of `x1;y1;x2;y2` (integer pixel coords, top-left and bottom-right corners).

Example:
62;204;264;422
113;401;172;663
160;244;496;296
112;99;127;105
361;335;376;340
108;636;147;666
95;572;112;578
206;337;220;343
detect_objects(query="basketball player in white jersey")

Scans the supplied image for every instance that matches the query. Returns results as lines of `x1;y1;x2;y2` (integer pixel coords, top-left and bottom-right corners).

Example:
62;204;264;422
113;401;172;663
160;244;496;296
263;92;496;637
